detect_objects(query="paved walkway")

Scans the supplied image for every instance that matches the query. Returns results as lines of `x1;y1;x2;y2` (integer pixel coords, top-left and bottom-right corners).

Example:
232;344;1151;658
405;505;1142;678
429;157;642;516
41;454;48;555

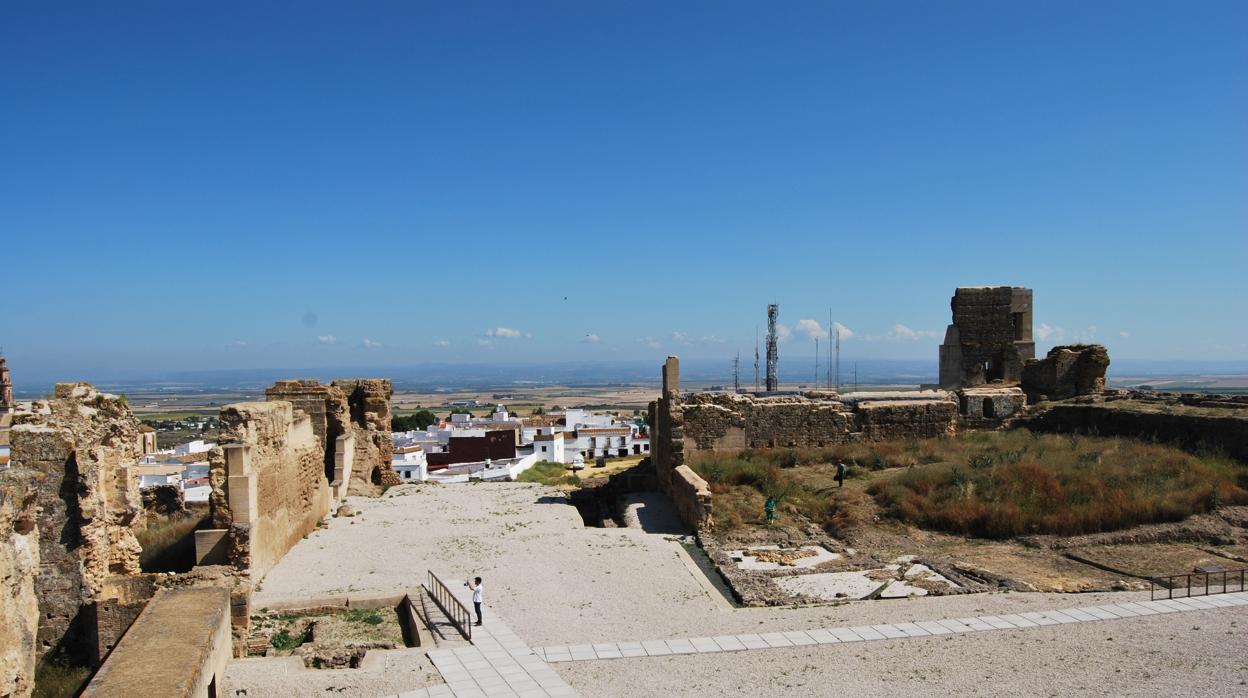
383;585;579;698
386;591;1248;697
532;592;1248;663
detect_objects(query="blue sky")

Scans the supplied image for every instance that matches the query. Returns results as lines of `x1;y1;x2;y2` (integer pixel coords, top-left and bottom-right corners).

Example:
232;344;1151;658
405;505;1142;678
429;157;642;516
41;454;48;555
3;1;1245;376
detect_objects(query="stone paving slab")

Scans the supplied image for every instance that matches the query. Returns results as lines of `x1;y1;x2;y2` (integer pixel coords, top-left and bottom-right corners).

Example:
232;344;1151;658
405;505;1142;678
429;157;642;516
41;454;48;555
531;593;1248;667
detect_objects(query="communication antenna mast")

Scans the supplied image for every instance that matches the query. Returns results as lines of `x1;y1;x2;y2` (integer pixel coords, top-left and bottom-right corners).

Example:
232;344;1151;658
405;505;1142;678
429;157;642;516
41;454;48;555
753;326;760;392
853;362;858;394
733;353;740;393
834;324;841;392
814;337;820;389
826;310;833;388
765;304;779;392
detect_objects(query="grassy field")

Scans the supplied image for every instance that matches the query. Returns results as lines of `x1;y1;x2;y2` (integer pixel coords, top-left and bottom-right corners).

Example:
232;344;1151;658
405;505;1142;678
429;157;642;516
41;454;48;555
516;461;583;488
689;430;1248;538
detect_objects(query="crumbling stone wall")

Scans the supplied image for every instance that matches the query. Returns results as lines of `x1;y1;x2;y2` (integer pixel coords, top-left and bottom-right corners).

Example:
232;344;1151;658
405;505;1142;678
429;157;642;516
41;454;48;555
1021;344;1109;402
333;379;396;493
957;386;1027;427
1025;396;1248;462
670;465;713;532
648;357;685;497
9;384;145;664
681;393;857;449
265;378;395;495
212;401;331;582
856;400;959;440
0;474;40;698
939;287;1035;389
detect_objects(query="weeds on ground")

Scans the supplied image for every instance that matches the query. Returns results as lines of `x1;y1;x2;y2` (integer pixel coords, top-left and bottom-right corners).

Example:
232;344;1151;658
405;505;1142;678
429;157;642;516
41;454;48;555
516;460;582;487
869;432;1248;538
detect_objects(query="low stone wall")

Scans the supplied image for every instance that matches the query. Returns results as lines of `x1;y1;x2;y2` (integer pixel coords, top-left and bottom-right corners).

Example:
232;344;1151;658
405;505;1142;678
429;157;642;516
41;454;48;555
82;587;232;698
1026;400;1248;462
856;400;959;440
670;465;713;532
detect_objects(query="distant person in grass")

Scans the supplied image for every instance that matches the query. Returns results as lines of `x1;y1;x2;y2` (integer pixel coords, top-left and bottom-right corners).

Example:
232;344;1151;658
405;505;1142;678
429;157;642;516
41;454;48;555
467;576;484;625
836;462;847;487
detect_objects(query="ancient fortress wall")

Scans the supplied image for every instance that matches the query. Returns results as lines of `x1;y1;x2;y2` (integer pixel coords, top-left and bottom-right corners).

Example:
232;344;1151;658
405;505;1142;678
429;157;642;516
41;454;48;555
212;401;332;582
7;384;146;666
265;378;394;495
82;587;232;698
1026;396;1248;462
649;356;958;532
0;474;40;698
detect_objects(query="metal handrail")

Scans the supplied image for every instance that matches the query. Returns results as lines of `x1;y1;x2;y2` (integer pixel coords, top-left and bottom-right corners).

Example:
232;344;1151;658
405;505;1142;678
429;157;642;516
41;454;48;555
426;570;473;641
1150;567;1246;601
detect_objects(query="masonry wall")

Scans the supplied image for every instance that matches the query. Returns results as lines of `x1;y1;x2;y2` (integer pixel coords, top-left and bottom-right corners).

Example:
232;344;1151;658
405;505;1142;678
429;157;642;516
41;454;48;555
334;379;396;493
1021;344;1110;402
0;474;40;698
939;287;1035;389
82;587;232;698
8;384;145;665
265;379;395;495
213;402;331;582
669;465;712;531
1025;401;1248;462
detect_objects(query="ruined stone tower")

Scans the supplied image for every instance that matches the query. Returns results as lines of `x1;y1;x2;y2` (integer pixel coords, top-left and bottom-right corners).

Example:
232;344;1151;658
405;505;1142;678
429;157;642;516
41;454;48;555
0;355;13;412
938;287;1035;390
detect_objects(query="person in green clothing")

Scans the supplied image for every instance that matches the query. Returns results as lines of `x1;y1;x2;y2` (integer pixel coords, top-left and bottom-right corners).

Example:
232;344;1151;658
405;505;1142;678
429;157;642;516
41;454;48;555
764;497;777;524
836;462;847;487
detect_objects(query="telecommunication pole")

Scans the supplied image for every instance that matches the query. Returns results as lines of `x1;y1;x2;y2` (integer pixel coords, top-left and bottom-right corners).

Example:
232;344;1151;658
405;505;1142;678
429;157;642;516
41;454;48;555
765;304;779;392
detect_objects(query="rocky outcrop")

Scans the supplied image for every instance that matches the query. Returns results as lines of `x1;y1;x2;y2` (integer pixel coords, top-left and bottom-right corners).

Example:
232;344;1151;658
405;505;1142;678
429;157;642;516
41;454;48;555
0;475;40;698
1022;344;1110;402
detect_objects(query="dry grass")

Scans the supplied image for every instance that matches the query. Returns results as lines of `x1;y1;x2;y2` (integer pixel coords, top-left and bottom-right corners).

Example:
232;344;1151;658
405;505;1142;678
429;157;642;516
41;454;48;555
136;508;208;572
690;430;1248;538
869;431;1248;538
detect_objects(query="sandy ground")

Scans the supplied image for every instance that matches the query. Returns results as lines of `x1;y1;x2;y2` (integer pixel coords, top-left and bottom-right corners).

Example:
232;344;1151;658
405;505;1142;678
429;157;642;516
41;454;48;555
554;607;1248;697
243;483;1248;697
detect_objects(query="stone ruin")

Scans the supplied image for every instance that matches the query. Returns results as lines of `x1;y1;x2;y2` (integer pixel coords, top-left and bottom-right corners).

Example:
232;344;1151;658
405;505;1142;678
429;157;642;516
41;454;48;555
0;374;399;696
935;287;1110;420
939;286;1035;390
265;378;397;495
649;356;961;531
1021;344;1110;402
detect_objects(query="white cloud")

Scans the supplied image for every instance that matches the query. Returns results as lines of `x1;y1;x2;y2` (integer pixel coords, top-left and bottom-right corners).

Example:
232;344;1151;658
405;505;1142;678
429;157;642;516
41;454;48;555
1036;323;1065;341
670;332;692;345
1118;331;1130;340
476;338;494;348
226;340;251;348
794;319;826;341
582;334;601;343
640;337;662;349
774;324;793;342
699;335;726;344
1073;325;1098;343
887;324;938;341
361;338;382;349
432;339;451;347
487;327;523;339
832;322;854;339
316;335;337;344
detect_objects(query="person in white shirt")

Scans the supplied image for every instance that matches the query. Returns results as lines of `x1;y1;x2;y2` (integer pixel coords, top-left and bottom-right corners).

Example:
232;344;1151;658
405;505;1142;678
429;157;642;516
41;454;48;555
467;576;484;625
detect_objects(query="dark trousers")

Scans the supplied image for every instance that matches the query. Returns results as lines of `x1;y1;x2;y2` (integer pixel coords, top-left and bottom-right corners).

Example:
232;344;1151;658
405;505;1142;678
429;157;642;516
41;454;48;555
474;601;482;624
